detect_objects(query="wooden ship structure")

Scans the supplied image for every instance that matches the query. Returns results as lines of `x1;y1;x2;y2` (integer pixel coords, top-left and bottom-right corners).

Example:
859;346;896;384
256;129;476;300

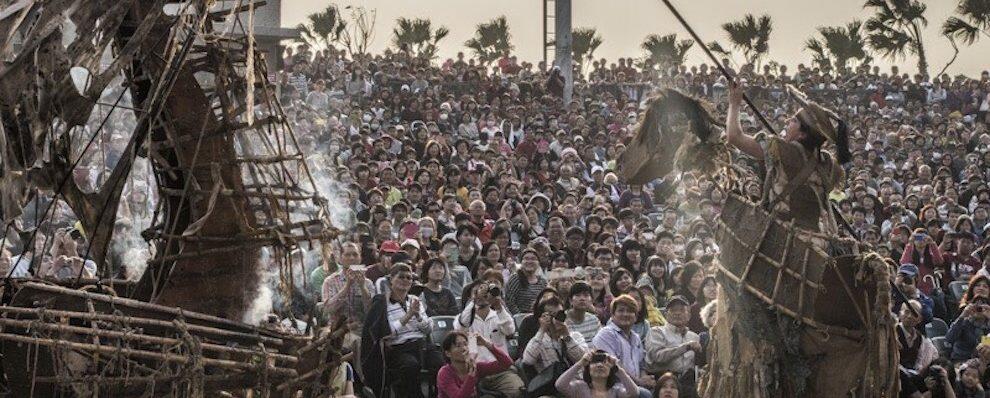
0;0;346;396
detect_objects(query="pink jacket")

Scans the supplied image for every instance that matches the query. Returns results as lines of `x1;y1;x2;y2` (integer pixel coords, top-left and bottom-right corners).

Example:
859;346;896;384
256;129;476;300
437;345;513;398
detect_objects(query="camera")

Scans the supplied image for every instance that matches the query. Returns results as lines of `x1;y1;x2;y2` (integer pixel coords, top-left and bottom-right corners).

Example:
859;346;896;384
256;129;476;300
591;352;607;363
487;284;501;298
553;311;567;322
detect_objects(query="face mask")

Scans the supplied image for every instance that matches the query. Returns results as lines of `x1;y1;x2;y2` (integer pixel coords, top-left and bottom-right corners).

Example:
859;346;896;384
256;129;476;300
487;121;496;127
362;114;372;122
370;123;380;130
440;113;449;121
420;227;434;238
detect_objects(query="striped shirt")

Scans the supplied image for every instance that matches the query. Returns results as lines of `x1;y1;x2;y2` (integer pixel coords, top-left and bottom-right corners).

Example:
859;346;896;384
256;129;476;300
385;295;431;346
505;273;548;314
566;311;603;342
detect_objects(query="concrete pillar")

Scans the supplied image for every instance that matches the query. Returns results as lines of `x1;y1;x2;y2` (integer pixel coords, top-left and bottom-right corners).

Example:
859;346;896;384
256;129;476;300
554;0;572;104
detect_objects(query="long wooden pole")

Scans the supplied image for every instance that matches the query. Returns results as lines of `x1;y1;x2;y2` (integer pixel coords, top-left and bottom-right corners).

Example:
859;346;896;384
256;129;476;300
658;0;777;135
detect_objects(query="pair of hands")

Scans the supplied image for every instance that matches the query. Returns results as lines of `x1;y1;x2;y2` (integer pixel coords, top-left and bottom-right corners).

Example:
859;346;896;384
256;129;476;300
683;340;703;353
465;334;494;377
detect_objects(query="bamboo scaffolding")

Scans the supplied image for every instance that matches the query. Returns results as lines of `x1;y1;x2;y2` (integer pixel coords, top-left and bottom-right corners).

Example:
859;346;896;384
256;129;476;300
0;333;298;377
0;307;284;345
0;318;297;364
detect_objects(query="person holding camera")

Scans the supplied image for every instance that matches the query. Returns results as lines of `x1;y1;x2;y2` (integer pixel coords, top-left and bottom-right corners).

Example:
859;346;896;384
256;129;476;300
522;296;589;390
924;360;958;398
437;331;514;398
455;279;524;397
553;350;640;398
947;295;990;362
900;228;945;295
893;264;935;328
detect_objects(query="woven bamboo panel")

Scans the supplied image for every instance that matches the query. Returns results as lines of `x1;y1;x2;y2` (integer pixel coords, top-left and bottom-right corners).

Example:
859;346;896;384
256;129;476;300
716;194;877;334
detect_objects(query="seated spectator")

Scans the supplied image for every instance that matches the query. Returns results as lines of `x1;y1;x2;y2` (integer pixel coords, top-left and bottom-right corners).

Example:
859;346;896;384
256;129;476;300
957;359;985;398
361;264;435;398
437;331;514;398
645;296;701;393
947;295;990;362
322;243;374;377
593;294;655;397
522;297;588;384
455;278;524;397
638;255;672;308
566;282;604;342
687;276;717;333
554;350;640;398
518;287;561;353
898;300;939;396
419;258;460;316
655;372;681;398
900;229;944;295
505;248;549;314
891;264;935;328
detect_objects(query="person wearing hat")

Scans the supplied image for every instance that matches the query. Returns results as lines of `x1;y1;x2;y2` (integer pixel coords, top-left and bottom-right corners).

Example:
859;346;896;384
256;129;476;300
724;81;851;245
894;299;939;396
645;295;701;380
891;263;934;328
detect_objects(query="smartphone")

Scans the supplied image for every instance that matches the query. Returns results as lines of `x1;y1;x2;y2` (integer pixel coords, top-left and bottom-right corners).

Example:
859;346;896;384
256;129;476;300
591;352;606;363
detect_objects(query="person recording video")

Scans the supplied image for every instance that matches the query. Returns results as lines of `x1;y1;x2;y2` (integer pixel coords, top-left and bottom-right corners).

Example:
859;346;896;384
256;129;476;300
455;279;524;397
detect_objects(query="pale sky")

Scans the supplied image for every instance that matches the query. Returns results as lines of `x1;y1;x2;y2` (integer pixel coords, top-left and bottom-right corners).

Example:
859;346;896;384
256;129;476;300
283;0;990;77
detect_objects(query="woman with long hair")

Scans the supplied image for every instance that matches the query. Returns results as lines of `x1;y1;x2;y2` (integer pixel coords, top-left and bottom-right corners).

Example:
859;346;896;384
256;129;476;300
619;240;645;278
960;275;990;310
654;372;680;398
688;276;718;333
517;287;560;355
638;255;671;307
587;267;612;323
676;261;705;304
554;350;639;398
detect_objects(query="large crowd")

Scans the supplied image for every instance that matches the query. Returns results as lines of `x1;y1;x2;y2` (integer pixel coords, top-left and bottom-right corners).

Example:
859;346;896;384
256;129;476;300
269;44;990;398
4;41;990;398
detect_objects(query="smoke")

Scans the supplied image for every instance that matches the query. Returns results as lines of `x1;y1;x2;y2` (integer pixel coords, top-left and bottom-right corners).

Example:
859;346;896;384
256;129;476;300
244;247;276;325
112;157;156;281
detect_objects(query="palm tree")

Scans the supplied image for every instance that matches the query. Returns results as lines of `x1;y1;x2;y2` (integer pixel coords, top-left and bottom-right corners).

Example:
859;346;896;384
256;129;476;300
721;14;773;67
392;18;450;60
464;16;513;65
940;0;990;75
641;34;694;71
805;20;872;71
863;0;929;77
296;5;347;51
571;27;603;72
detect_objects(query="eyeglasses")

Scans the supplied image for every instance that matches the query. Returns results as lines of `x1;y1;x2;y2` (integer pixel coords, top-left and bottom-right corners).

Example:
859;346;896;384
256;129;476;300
395;273;414;280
